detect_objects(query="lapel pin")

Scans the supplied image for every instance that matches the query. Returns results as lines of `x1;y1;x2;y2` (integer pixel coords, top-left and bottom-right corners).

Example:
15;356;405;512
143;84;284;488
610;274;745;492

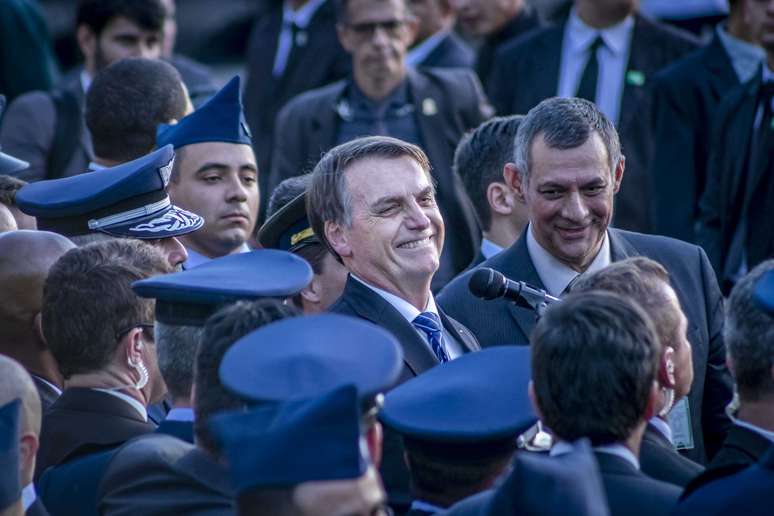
625;70;645;87
295;30;308;47
422;98;438;116
335;99;353;121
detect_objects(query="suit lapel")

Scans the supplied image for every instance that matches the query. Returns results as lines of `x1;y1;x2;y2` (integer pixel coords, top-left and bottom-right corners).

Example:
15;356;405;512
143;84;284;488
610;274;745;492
703;33;740;96
439;309;480;353
309;82;346;157
496;232;544;342
342;277;439;375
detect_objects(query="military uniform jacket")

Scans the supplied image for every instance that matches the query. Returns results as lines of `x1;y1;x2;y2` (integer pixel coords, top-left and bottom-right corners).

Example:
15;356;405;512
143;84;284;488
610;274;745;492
269;67;491;287
487;14;699;233
438;227;732;464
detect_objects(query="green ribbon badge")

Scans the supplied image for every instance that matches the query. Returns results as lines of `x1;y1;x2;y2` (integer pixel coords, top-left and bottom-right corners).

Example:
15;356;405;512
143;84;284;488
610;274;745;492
626;70;645;87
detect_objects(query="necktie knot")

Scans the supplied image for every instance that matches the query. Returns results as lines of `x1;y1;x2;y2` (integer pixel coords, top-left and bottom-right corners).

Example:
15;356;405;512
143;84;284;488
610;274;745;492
588;36;604;53
412;312;449;363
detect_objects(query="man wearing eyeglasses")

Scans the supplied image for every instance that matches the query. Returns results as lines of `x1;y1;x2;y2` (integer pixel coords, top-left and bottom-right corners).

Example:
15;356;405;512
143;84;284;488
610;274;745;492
269;0;492;290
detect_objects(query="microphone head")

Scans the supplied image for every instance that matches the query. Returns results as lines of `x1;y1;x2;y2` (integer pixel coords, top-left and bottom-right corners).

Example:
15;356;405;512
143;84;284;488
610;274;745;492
469;267;506;300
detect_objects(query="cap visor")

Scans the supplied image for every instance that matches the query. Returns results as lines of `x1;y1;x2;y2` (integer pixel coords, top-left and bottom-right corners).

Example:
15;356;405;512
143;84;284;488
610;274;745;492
0;152;29;175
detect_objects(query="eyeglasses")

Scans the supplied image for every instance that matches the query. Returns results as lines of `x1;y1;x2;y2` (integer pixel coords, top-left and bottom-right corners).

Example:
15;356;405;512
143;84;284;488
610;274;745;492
345;20;406;39
115;324;155;341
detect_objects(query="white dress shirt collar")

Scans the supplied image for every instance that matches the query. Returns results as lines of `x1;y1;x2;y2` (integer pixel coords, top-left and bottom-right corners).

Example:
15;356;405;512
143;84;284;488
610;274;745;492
410;500;445;514
553;440;639;470
406;29;450;67
33;375;62;396
165;407;195;422
22;483;36;512
526;224;612;297
729;414;774;444
566;8;634;59
184;242;251;269
351;274;435;322
480;238;504;260
649;416;674;446
80;70;93;93
93;388;148;422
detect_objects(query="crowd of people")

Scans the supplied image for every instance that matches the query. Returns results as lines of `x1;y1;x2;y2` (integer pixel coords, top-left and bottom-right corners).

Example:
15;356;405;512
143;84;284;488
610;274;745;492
1;0;773;515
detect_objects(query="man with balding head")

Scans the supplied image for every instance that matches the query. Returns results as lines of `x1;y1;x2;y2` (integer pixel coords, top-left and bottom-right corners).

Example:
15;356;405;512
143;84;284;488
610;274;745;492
0;355;47;516
0;230;75;412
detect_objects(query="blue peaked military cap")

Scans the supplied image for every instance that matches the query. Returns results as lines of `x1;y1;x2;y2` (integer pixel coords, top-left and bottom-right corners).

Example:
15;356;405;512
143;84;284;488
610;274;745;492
209;384;367;493
156;76;252;149
380;346;536;457
754;270;774;314
219;314;404;404
0;96;29;175
0;399;21;511
15;145;203;239
133;249;313;326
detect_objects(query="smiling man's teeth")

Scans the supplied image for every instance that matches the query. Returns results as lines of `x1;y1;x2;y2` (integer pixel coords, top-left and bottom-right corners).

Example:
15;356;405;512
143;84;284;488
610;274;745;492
398;236;431;249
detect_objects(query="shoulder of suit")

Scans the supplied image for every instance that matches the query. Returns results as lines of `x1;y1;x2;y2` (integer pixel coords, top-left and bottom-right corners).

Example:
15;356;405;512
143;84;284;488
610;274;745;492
279;79;347;115
633;13;701;52
495;23;563;62
614;229;703;260
651;44;712;89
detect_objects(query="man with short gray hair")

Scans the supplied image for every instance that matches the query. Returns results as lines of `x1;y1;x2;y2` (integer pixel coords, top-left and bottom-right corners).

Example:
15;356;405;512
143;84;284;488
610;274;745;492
439;96;732;465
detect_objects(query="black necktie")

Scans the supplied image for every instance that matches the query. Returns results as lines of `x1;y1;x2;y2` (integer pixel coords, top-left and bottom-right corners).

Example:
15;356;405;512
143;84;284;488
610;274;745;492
576;37;604;102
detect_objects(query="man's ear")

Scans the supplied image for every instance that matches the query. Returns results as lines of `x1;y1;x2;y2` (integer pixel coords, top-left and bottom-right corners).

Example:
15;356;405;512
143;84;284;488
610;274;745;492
503;163;526;204
658;346;676;390
76;25;97;65
19;433;39;485
612;157;625;194
366;421;383;468
486;181;514;216
299;278;323;305
402;15;420;46
336;23;355;53
325;221;352;259
123;327;145;367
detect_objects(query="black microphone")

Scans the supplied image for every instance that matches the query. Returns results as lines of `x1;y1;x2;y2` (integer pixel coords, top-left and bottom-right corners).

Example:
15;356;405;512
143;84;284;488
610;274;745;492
468;267;560;314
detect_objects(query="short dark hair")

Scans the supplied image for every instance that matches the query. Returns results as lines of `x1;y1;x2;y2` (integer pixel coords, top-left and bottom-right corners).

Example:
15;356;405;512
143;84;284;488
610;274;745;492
572;257;678;347
86;58;187;163
307;136;432;260
155;322;203;401
42;239;170;379
454;116;522;231
193;299;300;454
726;260;774;402
531;291;660;445
514;97;621;182
76;0;165;35
0;175;26;208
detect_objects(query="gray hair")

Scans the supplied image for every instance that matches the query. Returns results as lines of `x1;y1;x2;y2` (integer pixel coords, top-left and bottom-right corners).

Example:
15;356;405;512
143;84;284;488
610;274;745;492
69;232;116;247
725;259;774;402
513;97;622;182
307;136;432;260
155;320;204;401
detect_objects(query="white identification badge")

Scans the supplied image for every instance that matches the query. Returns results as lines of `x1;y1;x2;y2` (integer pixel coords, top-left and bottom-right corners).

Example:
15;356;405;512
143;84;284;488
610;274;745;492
668;398;694;450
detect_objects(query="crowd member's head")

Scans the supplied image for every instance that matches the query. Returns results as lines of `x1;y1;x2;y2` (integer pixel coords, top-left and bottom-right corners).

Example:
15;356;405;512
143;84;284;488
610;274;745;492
193;299;300;455
531;291;660;451
0;357;42;504
449;0;525;37
42;240;170;406
15;145;203;270
726;260;774;422
133;250;312;408
260;176;348;313
727;0;771;45
0;205;16;233
159;77;259;263
380;347;535;509
408;0;455;44
335;0;418;100
75;0;165;75
455;115;527;251
0;231;75;398
508;97;623;273
86;58;190;167
308;136;442;310
574;0;638;28
573;257;694;418
0;176;35;230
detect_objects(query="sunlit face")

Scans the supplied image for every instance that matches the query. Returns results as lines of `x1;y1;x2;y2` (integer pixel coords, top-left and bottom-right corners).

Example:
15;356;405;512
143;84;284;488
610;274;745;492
745;0;774;50
515;133;622;272
168;143;259;259
338;0;415;84
145;236;188;271
293;466;389;516
327;156;444;294
449;0;521;37
87;16;162;71
660;281;694;401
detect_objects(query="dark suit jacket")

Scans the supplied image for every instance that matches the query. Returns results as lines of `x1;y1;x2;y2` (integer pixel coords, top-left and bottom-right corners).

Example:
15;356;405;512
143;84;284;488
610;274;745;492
640;422;704;487
649;31;739;243
243;0;350;217
330;275;479;512
270;67;490;287
26;499;49;516
415;31;474;69
707;424;772;471
168;54;217;108
438;227;732;464
488;14;699;233
475;9;540;91
0;70;92;182
35;388;156;481
37;417;195;516
30;375;59;414
594;452;680;516
405;508;436;516
98;433;234;516
697;74;771;287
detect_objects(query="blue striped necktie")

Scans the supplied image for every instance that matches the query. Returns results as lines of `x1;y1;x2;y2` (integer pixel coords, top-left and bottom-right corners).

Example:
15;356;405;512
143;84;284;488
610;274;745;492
412;312;450;363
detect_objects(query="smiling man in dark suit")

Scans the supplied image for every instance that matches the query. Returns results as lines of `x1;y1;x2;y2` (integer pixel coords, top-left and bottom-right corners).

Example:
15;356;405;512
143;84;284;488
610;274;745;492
307;136;480;510
270;0;492;288
438;97;732;465
487;0;698;233
650;0;765;242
